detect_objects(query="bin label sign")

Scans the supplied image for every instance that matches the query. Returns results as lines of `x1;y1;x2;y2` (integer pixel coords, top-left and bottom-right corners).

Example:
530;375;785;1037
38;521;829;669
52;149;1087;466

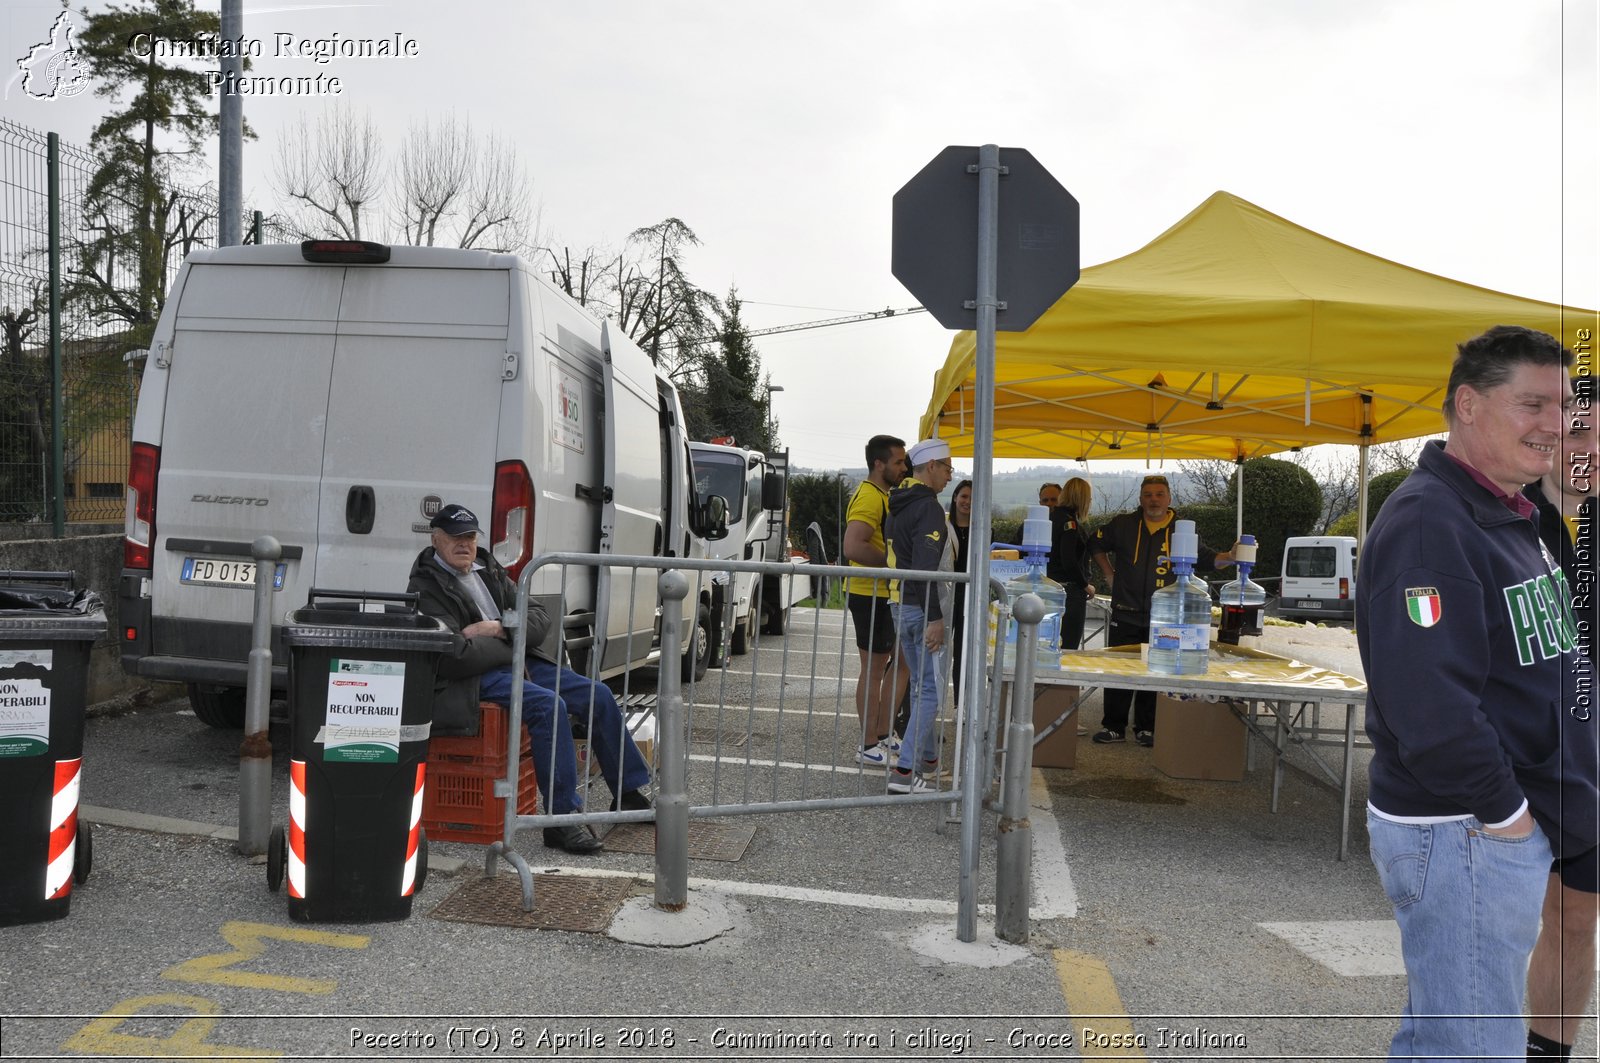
0;649;52;758
323;658;405;763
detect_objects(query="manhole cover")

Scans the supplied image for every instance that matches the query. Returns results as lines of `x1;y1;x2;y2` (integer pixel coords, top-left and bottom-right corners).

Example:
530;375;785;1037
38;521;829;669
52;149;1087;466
689;726;750;748
602;819;756;861
428;873;634;932
1059;775;1187;805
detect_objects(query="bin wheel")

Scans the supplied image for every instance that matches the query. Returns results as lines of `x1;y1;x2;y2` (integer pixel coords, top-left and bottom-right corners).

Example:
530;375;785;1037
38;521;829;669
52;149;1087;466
267;826;286;893
414;830;428;894
73;823;92;884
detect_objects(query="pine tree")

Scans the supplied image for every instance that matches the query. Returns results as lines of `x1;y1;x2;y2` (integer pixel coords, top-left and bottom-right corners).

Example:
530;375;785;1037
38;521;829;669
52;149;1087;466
72;0;246;341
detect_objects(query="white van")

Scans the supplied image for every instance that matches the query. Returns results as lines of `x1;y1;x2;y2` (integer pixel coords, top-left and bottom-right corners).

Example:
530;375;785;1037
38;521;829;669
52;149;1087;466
120;240;713;727
688;441;793;658
1277;535;1359;621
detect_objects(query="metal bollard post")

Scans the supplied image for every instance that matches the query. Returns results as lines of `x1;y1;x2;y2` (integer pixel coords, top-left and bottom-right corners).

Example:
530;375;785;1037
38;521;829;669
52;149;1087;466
237;535;281;855
996;592;1043;943
654;570;690;912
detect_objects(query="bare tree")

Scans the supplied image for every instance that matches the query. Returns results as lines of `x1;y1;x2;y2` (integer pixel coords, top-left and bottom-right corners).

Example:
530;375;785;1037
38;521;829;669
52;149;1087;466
1177;458;1237;505
392;114;469;246
1289;440;1426;532
273;109;385;240
274;109;539;253
543;245;617;308
455;129;537;252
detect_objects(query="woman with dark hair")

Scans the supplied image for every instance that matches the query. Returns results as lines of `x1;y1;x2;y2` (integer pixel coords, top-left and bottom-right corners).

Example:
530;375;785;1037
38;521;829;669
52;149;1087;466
1049;477;1096;651
947;479;973;705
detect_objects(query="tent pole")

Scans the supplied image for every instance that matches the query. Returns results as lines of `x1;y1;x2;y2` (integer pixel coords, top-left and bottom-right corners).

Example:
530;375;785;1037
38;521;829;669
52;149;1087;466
1235;455;1245;542
1357;444;1370;548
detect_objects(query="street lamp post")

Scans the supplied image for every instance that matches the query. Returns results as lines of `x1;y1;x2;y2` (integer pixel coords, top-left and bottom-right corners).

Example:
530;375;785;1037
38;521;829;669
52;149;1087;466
764;384;784;445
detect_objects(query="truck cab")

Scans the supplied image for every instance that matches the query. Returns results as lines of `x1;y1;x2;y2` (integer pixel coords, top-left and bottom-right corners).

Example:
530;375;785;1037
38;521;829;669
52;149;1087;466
688;441;791;659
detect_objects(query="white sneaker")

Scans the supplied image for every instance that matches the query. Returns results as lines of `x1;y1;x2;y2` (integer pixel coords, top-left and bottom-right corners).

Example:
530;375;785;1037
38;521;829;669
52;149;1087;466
887;770;934;795
854;742;891;767
882;734;903;754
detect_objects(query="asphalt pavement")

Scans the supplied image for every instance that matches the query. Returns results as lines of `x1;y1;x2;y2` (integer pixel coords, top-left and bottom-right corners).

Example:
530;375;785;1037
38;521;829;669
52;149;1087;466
0;610;1594;1061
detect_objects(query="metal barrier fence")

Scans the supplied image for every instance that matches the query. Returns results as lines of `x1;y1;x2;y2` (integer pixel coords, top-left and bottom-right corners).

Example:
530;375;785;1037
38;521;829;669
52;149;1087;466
467;552;1043;943
0;117;291;533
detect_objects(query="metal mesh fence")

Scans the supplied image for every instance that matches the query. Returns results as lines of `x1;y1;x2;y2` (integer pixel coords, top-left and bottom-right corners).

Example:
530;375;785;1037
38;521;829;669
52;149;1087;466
0;117;290;536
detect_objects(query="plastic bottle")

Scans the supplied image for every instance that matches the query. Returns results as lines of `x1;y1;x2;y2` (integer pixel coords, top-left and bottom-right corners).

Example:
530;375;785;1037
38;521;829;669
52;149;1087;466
1217;533;1268;646
1147;519;1212;675
1004;505;1067;672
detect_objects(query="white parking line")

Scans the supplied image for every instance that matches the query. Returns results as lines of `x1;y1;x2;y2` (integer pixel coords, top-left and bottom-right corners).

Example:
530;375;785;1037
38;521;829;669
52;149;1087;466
1257;920;1403;976
562;765;1079;922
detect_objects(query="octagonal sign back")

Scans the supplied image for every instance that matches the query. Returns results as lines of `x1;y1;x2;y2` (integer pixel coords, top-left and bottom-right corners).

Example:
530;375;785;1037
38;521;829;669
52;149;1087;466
892;146;1079;332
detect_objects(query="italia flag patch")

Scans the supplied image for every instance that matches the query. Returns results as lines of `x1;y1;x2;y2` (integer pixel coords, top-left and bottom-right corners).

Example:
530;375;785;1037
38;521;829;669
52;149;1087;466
1405;587;1442;628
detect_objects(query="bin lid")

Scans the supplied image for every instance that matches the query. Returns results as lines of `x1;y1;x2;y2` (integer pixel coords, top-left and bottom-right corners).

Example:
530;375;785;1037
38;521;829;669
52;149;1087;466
282;606;456;652
0;584;108;640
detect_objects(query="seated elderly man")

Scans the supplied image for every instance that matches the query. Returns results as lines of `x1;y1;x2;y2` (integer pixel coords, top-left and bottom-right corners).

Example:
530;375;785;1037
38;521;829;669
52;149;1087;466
407;503;653;854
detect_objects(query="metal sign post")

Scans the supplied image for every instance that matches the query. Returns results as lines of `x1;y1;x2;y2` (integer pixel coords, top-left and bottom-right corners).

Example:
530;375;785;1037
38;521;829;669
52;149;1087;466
892;145;1080;943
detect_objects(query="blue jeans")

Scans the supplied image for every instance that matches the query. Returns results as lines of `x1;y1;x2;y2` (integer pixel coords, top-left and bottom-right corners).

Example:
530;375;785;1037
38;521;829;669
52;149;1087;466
1367;812;1552;1061
893;603;945;772
478;661;652;815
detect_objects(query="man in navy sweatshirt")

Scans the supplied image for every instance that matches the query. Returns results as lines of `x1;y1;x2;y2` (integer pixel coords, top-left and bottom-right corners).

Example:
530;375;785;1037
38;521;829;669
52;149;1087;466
1358;325;1598;1062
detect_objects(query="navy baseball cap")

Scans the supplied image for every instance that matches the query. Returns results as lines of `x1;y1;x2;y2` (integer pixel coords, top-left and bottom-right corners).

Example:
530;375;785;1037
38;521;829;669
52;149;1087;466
430;504;481;535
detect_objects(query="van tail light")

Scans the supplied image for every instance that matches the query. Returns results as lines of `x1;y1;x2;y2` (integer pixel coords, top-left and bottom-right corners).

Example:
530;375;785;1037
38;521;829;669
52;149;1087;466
1338;577;1350;600
124;442;160;570
491;460;535;581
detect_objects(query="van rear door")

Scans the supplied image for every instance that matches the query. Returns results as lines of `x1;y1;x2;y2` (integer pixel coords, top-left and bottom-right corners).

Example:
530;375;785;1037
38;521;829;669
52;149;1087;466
152;262;340;659
315;267;508;594
595;322;664;672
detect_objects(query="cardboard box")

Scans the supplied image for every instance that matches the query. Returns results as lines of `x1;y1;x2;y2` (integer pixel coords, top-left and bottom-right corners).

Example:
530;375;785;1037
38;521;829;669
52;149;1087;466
1152;695;1246;781
1032;684;1080;769
998;682;1080;769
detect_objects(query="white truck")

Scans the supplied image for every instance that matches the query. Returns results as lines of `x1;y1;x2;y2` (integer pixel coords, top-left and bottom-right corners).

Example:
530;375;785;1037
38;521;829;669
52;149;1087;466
120;239;720;727
688;441;799;661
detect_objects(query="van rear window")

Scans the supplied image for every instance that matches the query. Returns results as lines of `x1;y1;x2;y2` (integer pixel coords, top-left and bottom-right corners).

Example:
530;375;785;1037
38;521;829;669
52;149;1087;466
1287;547;1337;578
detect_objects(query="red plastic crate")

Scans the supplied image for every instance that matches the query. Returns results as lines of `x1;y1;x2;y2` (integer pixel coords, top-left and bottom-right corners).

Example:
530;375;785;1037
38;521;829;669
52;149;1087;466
423;702;538;844
430;702;525;771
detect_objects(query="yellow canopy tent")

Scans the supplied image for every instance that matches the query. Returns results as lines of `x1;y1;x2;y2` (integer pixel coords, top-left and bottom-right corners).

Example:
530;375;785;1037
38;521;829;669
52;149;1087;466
920;191;1598;459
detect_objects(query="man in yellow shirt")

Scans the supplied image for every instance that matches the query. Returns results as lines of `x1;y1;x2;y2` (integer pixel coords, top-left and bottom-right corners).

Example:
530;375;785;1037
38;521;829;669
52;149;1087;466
842;434;907;765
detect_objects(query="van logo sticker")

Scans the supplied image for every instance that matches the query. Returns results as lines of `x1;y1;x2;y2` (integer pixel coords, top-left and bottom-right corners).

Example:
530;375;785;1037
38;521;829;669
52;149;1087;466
553;365;586;455
192;494;267;506
1405;587;1441;628
420;496;442;520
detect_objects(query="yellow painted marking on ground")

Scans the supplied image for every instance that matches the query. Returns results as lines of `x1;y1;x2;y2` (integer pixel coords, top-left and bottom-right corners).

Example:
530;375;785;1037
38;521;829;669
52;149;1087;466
1054;949;1149;1060
61;993;280;1058
161;920;369;995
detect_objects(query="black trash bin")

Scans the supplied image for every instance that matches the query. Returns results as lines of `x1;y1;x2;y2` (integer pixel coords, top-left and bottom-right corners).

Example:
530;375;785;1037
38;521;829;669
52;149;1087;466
275;589;454;923
0;571;107;927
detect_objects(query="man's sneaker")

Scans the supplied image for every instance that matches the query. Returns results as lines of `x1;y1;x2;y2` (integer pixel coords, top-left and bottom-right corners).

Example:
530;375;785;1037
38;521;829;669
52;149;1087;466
1135;730;1155;747
887;769;934;795
882;734;903;755
854;742;891;767
1091;728;1125;744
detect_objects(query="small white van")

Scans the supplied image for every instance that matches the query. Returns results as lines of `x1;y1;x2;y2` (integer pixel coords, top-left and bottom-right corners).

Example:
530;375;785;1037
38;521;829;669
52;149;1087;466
121;240;713;727
1277;535;1359;621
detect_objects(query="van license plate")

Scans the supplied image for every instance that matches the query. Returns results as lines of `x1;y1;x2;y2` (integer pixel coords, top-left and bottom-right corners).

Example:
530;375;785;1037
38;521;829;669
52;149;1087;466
1296;599;1323;609
181;557;286;590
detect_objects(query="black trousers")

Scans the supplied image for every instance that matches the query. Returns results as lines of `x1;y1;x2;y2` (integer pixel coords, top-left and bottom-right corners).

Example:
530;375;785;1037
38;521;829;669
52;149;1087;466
1100;617;1156;734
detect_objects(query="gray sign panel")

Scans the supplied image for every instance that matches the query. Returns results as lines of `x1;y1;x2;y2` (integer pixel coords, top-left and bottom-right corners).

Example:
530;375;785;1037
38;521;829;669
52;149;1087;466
892;145;1080;331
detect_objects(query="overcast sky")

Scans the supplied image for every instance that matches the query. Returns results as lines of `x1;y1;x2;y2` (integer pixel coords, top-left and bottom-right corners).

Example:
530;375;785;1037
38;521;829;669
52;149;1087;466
5;0;1596;472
